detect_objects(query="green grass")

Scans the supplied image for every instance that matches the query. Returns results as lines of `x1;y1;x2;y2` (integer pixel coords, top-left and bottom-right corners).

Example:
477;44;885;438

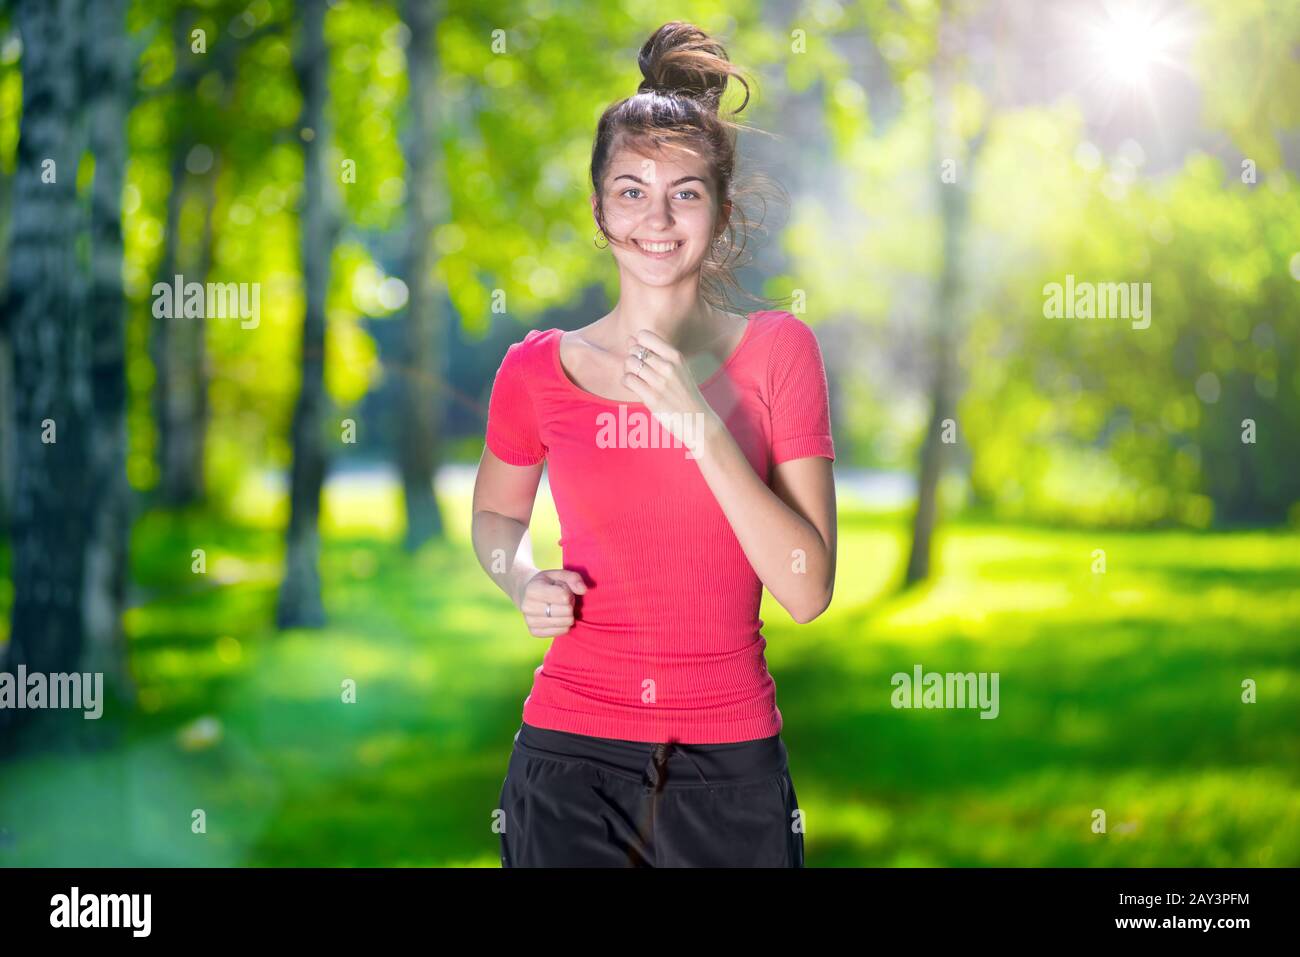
1;482;1297;866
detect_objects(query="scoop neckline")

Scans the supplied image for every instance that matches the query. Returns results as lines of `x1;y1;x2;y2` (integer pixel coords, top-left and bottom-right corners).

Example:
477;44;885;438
551;312;760;407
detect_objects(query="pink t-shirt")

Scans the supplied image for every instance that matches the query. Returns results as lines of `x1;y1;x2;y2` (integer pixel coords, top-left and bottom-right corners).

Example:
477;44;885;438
485;309;835;744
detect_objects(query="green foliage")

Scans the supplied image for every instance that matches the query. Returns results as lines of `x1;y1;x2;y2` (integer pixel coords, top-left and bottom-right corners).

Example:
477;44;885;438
1191;0;1300;171
326;0;404;229
784;0;1300;526
962;146;1300;526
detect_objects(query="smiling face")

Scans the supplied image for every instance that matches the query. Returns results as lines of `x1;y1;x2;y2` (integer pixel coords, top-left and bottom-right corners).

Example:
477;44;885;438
592;138;730;287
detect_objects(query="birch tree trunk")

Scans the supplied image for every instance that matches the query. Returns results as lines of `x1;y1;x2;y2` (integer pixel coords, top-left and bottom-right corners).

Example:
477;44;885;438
1;0;90;738
81;0;135;701
396;0;446;550
904;155;967;586
0;107;13;527
151;10;209;507
904;60;987;587
276;0;337;628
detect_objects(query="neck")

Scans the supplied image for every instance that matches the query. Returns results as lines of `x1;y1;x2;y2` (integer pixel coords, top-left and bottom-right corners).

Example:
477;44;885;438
606;281;718;352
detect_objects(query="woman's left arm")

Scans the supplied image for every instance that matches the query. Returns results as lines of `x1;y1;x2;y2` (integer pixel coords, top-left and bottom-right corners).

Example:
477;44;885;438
694;426;836;623
624;325;837;624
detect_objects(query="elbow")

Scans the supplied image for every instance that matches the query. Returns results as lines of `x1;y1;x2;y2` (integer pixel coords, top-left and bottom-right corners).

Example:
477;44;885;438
788;583;833;625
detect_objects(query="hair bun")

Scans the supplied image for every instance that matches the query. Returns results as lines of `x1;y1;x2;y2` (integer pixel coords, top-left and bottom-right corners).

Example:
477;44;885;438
636;21;738;112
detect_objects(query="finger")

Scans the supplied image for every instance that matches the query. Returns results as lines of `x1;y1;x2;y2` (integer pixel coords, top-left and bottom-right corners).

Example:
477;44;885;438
621;372;652;403
624;351;667;385
547;569;588;593
527;592;576;613
523;598;575;622
625;335;661;363
625;337;667;376
627;339;677;377
632;328;680;363
534;578;578;602
527;614;574;628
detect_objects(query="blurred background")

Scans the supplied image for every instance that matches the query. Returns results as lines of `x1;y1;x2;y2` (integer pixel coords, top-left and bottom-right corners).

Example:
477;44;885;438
0;0;1297;866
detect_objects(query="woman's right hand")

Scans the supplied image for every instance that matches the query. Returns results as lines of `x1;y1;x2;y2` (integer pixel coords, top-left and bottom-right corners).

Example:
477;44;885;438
516;569;587;637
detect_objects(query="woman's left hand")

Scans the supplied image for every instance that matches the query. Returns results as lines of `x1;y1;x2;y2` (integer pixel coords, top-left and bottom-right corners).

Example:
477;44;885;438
623;330;720;458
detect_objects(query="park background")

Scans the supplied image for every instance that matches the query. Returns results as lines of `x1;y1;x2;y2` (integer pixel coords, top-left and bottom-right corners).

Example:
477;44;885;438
0;0;1297;866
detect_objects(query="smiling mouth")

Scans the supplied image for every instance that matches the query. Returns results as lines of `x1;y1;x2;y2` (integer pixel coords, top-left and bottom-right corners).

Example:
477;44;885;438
633;239;684;255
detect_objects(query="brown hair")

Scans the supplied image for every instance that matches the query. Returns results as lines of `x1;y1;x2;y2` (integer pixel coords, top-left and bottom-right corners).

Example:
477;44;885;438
589;21;789;314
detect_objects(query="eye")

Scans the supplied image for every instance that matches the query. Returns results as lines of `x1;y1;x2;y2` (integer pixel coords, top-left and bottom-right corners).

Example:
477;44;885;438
621;187;643;199
676;189;701;200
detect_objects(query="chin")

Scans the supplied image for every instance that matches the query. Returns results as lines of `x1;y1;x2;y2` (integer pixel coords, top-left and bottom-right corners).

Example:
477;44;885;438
618;253;706;281
630;267;698;286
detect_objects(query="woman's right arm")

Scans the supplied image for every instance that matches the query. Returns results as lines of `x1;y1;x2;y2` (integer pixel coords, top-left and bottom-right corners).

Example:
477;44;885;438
471;446;544;608
471;446;586;636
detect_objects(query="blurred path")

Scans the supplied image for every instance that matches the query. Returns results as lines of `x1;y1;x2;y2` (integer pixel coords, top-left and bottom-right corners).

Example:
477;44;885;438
259;461;917;510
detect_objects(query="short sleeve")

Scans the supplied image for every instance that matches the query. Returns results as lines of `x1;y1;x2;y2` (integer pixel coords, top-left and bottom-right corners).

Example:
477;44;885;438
485;339;546;466
768;313;835;465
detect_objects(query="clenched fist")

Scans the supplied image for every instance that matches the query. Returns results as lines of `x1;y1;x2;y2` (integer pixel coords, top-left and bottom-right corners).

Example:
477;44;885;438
515;569;587;638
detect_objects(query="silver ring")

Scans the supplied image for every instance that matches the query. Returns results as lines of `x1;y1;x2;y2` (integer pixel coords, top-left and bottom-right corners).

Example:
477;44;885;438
637;346;648;361
545;603;551;617
637;357;645;373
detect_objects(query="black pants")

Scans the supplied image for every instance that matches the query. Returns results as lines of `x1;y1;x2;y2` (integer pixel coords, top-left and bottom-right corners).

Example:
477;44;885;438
497;721;804;867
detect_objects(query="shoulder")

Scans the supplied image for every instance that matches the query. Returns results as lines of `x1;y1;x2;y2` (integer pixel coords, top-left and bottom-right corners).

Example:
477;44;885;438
499;326;560;374
748;309;824;364
747;308;816;338
746;311;828;411
508;325;559;355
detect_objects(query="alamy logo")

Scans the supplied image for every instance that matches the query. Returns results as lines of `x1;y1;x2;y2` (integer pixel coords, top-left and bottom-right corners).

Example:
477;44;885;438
595;406;709;459
891;664;1000;719
152;273;260;329
0;666;103;719
1042;274;1151;329
50;887;151;937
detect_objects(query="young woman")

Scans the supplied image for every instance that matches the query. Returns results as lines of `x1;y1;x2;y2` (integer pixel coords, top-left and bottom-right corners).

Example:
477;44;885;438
471;21;837;867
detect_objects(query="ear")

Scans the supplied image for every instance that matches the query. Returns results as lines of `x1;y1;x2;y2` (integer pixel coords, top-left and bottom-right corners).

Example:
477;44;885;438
714;199;733;239
590;192;600;228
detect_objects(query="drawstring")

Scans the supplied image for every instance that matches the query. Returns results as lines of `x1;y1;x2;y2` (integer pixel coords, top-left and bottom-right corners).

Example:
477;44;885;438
632;741;712;865
647;741;711;788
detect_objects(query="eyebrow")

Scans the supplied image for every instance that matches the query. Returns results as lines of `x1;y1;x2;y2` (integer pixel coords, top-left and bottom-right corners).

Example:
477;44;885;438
612;174;707;187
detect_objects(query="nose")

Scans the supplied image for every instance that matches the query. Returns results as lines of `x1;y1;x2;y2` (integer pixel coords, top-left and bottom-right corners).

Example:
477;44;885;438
642;191;675;230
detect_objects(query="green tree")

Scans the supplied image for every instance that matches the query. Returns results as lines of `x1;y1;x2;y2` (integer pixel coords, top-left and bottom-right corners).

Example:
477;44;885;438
277;0;339;628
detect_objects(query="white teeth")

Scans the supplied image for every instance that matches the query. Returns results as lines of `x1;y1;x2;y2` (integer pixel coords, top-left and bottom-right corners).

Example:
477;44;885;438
636;240;681;253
